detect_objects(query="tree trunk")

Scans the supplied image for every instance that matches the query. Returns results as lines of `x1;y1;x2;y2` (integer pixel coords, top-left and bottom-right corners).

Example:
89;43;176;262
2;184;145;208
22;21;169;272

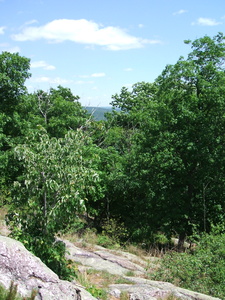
178;232;186;251
41;172;47;235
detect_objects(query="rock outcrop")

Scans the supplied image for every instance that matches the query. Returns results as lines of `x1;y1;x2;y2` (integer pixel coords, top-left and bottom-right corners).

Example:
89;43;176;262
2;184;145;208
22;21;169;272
109;277;220;300
64;239;221;300
0;234;222;300
64;239;145;276
0;236;97;300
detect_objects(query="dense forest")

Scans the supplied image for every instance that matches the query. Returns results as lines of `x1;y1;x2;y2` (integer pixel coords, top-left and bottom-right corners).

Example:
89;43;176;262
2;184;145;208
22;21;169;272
1;33;225;291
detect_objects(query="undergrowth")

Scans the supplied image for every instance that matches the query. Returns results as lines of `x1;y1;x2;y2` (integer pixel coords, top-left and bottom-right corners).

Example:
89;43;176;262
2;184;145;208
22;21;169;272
151;230;225;299
76;268;133;299
76;269;107;300
3;207;225;299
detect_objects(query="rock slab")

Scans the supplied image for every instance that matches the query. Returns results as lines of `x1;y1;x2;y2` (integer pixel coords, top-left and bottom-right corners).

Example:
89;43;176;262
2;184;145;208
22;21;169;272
109;277;222;300
0;236;97;300
63;239;222;300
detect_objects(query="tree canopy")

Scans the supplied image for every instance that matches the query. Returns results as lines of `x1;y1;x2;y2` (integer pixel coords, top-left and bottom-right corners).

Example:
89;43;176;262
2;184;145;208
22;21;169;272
103;33;225;244
1;33;225;277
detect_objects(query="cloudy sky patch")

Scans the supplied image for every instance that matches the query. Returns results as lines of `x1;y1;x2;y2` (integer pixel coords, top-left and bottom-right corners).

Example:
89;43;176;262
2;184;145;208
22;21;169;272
91;72;106;78
0;26;6;34
192;17;222;26
11;18;160;50
173;9;188;15
1;0;224;106
31;60;56;70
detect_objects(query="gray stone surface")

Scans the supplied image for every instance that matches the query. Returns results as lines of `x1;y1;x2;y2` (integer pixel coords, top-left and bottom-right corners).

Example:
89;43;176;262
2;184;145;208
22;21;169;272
0;234;221;300
0;236;97;300
109;277;221;300
63;239;221;300
64;239;145;276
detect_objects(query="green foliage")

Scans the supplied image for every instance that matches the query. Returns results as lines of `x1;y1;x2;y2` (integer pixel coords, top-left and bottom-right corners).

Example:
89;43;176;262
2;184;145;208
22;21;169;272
103;33;225;243
96;234;115;248
152;231;225;299
86;285;107;300
75;218;129;249
101;218;129;245
15;86;89;139
0;51;31;114
0;182;11;207
21;234;76;280
9;129;101;234
0;52;31;188
125;270;135;277
77;270;107;300
3;34;225;292
0;51;30;145
7;128;103;279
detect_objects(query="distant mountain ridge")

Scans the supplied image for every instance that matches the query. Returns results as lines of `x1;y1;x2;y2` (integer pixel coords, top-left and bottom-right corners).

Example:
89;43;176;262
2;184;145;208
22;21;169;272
84;106;113;121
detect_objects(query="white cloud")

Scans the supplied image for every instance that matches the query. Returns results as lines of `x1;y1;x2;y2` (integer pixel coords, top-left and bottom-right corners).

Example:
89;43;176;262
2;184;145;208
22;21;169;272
138;24;144;28
18;19;38;27
31;60;56;70
30;76;72;84
30;76;95;85
23;19;38;26
32;76;50;83
11;18;161;50
192;17;222;26
173;9;187;15
124;67;133;72
7;46;20;53
79;72;106;78
75;80;94;85
91;72;105;78
0;26;6;34
0;43;20;53
48;77;72;84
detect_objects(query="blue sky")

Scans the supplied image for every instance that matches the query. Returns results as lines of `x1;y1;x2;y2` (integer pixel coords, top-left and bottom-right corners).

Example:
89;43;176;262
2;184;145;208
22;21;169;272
0;0;225;106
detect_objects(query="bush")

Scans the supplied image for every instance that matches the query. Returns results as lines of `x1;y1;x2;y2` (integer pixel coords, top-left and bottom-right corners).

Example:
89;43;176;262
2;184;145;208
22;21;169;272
151;231;225;299
101;218;129;245
97;234;115;248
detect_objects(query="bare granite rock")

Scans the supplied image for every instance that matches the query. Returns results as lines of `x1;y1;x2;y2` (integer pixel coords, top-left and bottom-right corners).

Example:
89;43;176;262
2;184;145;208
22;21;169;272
63;239;221;300
0;236;97;300
0;234;222;300
64;239;145;276
109;277;222;300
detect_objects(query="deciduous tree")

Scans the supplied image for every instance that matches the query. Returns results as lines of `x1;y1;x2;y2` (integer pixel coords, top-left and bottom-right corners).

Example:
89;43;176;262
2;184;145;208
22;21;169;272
0;51;30;193
7;128;103;277
105;33;225;246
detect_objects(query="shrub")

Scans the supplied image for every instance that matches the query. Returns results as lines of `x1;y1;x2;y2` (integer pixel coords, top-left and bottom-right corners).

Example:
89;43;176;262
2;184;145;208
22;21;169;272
151;231;225;299
97;234;115;248
76;270;107;300
101;218;129;246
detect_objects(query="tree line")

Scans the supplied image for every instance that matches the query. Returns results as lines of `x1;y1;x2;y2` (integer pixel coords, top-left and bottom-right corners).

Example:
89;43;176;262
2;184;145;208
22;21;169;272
1;33;225;278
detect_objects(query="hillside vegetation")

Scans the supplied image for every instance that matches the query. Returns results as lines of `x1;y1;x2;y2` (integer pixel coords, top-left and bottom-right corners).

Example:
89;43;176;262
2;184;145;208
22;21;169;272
1;33;225;298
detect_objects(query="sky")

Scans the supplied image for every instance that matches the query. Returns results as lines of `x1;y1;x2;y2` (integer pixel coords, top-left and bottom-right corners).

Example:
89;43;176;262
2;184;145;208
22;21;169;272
0;0;225;107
